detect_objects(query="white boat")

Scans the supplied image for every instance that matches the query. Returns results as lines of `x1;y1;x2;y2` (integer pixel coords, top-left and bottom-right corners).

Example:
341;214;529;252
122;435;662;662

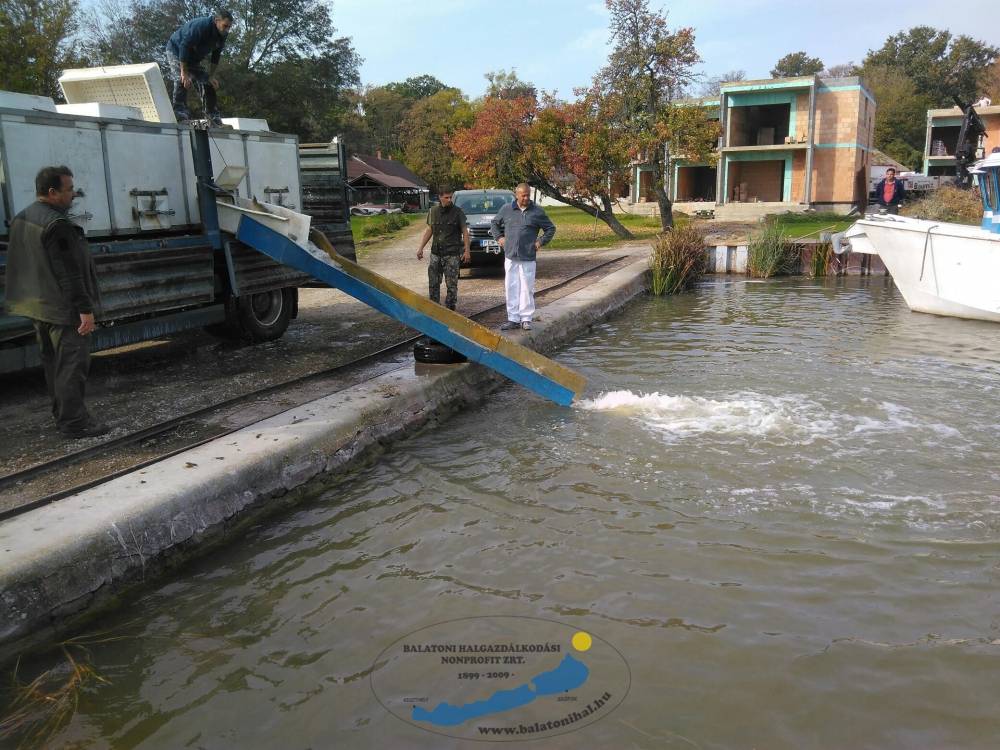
838;153;1000;322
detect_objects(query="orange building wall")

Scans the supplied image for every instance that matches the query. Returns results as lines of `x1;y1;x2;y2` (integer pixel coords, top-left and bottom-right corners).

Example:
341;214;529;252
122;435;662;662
791;151;807;202
984;113;1000;154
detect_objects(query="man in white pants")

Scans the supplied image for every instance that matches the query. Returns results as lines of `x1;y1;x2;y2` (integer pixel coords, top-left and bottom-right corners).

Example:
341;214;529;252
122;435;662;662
489;183;556;331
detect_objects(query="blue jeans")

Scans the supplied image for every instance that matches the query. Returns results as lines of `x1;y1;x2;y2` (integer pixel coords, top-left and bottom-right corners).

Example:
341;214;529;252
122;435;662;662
165;49;218;120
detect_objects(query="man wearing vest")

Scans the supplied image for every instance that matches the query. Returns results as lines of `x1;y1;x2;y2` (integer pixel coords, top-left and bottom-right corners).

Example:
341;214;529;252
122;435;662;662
417;188;471;310
5;166;109;438
490;183;556;331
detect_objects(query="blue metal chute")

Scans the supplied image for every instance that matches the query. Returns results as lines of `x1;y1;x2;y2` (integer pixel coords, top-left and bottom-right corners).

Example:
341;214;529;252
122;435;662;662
234;215;587;406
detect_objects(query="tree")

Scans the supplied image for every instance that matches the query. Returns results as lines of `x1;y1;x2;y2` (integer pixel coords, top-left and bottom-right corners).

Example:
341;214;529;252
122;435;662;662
399;88;473;192
0;0;82;99
823;62;857;78
701;69;745;97
981;61;1000;103
362;85;411;156
770;51;824;78
595;0;712;228
385;74;448;101
862;65;929;170
80;0;362;141
862;26;999;106
484;69;537;100
451;91;638;238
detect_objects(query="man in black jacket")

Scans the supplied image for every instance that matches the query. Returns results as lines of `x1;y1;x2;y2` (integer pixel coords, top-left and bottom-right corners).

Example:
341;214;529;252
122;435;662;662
873;168;906;214
5;166;109;438
165;10;233;123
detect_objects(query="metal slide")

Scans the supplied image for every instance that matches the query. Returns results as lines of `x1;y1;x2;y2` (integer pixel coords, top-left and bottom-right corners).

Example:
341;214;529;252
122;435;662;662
234;216;587;406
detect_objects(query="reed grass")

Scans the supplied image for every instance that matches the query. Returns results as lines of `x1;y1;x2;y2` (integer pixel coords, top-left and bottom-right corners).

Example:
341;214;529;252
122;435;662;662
747;222;797;278
649;225;707;295
901;184;983;225
809;241;833;278
0;645;109;748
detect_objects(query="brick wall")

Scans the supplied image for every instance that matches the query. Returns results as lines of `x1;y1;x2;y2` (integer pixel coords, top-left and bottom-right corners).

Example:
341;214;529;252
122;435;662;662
791;151;807;201
811;149;860;202
795;93;810;141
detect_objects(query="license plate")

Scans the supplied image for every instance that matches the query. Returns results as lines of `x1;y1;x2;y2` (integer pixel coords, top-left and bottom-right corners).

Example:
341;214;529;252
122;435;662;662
483;239;500;253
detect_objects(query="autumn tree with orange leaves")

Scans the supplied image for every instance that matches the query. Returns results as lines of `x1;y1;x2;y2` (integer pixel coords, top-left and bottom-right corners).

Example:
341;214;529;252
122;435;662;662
452;0;717;234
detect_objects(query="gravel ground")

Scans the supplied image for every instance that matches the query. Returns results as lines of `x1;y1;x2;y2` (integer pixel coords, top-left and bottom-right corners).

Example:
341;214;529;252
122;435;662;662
0;223;649;509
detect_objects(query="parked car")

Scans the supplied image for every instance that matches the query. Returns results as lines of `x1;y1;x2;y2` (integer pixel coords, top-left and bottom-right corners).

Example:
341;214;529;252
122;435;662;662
350;202;403;216
452;189;514;270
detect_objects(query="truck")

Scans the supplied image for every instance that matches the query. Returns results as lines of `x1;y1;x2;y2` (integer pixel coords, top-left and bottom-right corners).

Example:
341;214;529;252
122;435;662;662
0;64;355;374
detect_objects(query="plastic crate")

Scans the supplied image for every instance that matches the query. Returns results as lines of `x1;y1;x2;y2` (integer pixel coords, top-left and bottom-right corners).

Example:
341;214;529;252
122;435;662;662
59;63;175;124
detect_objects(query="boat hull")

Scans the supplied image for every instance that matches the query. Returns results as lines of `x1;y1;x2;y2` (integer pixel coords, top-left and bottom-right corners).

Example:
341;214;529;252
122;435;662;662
844;216;1000;322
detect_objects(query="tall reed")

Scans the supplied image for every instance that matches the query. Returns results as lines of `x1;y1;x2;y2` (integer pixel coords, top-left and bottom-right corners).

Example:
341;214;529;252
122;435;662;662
649;225;707;295
747;222;797;278
809;241;833;278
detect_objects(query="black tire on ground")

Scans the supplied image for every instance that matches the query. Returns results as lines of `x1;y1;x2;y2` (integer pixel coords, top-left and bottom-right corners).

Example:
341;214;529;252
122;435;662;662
414;336;467;364
236;288;296;342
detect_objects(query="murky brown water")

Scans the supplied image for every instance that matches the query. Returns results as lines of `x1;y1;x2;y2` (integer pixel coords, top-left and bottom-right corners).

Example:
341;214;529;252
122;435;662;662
4;277;1000;749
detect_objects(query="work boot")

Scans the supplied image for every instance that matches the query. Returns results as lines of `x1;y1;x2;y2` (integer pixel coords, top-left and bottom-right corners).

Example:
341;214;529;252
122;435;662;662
500;321;519;331
60;420;111;439
520;321;532;330
207;112;224;128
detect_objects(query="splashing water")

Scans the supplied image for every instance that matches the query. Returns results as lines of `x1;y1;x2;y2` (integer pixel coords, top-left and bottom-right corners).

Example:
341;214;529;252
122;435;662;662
579;389;837;443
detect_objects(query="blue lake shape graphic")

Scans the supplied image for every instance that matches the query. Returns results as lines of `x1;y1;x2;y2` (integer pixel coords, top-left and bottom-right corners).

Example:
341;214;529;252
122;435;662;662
411;653;590;727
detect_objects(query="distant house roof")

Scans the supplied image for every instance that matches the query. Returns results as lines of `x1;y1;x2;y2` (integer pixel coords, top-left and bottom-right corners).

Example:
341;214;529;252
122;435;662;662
348;154;429;190
870;149;909;171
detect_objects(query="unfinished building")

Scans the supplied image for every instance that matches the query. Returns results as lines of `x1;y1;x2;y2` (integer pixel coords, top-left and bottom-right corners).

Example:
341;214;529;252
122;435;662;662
924;103;1000;176
626;75;876;218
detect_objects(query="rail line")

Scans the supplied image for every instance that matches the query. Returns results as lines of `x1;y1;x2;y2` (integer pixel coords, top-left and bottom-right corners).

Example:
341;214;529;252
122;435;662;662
0;256;629;522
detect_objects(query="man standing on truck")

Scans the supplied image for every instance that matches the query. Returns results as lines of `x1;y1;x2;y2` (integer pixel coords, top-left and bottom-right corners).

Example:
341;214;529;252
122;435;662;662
416;188;471;310
490;183;555;331
165;10;233;124
4;166;109;438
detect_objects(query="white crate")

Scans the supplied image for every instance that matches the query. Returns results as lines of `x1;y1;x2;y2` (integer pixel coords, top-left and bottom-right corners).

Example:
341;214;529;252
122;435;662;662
59;63;175;124
0;91;57;113
55;103;143;120
222;118;270;132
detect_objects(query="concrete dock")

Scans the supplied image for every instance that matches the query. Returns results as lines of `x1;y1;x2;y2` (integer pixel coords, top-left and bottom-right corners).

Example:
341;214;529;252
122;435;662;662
0;241;651;663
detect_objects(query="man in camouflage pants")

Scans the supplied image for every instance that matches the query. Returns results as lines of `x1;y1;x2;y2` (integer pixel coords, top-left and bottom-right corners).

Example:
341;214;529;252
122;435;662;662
416;188;471;310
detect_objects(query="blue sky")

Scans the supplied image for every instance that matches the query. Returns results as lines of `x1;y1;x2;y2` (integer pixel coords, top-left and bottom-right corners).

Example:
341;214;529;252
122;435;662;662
331;0;1000;97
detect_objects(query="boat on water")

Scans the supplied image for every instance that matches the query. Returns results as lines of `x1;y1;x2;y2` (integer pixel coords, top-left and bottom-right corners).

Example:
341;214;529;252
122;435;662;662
837;152;1000;323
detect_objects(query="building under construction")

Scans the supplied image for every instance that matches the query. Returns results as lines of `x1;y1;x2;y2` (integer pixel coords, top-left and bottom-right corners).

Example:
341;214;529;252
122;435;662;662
626;75;876;218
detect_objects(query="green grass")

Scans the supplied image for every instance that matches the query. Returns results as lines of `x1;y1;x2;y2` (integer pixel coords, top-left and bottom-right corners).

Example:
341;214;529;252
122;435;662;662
350;212;421;239
543;205;679;249
771;213;853;240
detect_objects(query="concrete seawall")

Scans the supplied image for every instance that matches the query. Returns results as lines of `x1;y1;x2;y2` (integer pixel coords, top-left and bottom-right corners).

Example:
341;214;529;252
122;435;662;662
704;243;887;276
0;258;650;663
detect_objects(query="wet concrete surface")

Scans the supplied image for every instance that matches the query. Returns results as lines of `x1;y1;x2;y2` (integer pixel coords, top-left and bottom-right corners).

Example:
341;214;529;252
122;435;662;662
0;223;647;511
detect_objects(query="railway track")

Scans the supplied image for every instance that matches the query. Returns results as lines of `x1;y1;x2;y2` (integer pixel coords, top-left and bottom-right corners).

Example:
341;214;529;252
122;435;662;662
0;256;629;522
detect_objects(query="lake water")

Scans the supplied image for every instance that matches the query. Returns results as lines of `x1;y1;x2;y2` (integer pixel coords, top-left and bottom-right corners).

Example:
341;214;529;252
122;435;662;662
4;277;1000;749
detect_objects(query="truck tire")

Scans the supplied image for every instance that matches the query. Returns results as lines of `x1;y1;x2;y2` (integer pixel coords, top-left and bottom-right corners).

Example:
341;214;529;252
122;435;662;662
235;288;296;342
414;336;467;364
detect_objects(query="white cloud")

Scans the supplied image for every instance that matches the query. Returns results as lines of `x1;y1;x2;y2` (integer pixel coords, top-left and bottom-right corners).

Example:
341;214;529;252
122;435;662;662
566;27;609;53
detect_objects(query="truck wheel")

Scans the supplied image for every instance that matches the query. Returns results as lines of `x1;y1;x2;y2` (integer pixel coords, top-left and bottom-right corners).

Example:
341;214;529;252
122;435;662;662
237;287;296;342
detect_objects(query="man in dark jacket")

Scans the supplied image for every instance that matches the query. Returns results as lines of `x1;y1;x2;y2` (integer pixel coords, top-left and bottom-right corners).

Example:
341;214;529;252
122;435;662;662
416;188;471;310
5;166;108;438
165;10;233;123
489;183;555;331
874;168;906;214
